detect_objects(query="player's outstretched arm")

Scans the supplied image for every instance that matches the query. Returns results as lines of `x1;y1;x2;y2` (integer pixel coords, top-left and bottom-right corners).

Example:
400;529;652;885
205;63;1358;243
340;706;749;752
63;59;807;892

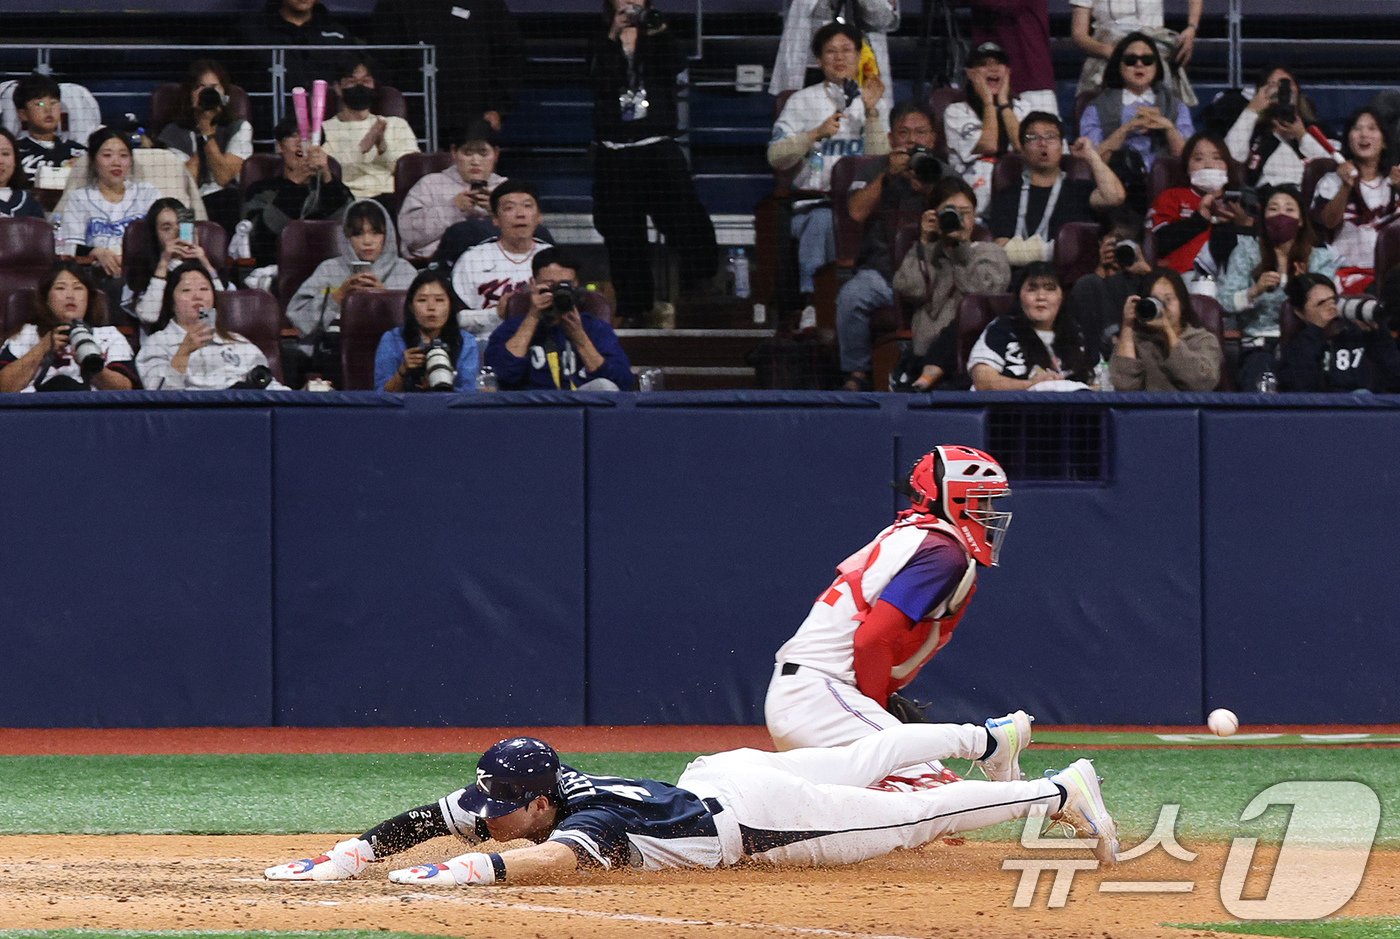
388;840;578;886
265;800;465;881
264;836;375;881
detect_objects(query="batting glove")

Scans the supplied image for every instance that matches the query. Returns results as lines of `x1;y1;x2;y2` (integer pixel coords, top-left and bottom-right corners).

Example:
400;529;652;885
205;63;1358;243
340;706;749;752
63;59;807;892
264;837;374;881
388;851;498;886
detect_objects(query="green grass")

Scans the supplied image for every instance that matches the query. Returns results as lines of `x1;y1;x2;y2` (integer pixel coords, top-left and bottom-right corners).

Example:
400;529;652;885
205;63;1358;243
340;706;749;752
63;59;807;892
1172;917;1400;938
2;748;1397;848
0;933;455;939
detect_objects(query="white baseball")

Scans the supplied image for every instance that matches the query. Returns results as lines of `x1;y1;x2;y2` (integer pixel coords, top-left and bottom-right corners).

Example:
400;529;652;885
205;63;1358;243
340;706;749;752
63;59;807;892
1207;708;1239;737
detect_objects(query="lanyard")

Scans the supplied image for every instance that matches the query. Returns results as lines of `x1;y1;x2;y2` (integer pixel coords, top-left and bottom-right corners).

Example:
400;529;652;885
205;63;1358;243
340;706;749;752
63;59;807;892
1014;171;1064;241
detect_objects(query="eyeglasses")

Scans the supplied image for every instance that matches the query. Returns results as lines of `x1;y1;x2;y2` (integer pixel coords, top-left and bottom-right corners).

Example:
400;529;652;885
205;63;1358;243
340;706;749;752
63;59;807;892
1121;54;1158;67
1022;133;1061;144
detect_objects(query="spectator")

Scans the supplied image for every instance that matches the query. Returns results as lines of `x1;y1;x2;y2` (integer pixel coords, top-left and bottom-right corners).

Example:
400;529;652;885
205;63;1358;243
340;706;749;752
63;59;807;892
769;22;890;316
12;71;85;188
590;0;718;326
969;0;1054;100
242;117;354;269
125;197;227;329
1149;131;1254;281
0;261;136;392
835;101;952;389
398;120;505;262
1071;0;1199;106
968;261;1093;390
0;129;44;219
484;247;634;391
449;179;551;340
374;269;480;392
1219;184;1339;389
890;178;1012;391
136;263;285;391
1312;108;1400;293
1226;66;1333;190
57;128;160;285
1278;273;1400;393
1066;213;1152;357
771;0;899;112
1081;32;1192;214
154;59;253;234
373;0;524;138
943;41;1059;213
319;55;420;202
238;0;358;95
287;199;416;358
1109;266;1221;390
987;113;1125;266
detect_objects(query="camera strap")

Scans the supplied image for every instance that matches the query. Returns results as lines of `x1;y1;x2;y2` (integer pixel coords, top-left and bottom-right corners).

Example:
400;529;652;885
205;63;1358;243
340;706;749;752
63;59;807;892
1014;170;1063;241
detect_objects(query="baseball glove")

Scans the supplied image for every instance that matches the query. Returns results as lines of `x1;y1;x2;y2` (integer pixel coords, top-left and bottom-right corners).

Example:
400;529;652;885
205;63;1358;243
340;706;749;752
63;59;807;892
886;691;931;724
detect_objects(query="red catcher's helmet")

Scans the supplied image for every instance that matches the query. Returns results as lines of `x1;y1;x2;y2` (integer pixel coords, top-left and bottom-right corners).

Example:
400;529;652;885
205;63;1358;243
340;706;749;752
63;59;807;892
907;445;1012;566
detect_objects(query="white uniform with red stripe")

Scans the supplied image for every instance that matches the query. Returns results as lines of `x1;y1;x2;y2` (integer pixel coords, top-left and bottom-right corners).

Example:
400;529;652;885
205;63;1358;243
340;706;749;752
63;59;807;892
765;513;977;786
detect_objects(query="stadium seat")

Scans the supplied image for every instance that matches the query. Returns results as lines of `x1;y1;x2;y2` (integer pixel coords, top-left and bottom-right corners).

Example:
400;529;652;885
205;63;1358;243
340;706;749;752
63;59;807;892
394;152;454;206
1301;157;1333;213
991;153;1095;194
215;289;285;383
322;85;410;122
0;217;57;316
1149;155;1186;203
927;86;967;162
58;150;208;220
503;286;614;325
239;153;343;199
956;292;1015;378
0;80;101;141
147;82;252;135
830;154;886;268
1190;294;1232;391
339;289;406;390
1052;221;1101;288
1374;219;1400;285
3;287;35;340
276;218;342;313
121;219;230;290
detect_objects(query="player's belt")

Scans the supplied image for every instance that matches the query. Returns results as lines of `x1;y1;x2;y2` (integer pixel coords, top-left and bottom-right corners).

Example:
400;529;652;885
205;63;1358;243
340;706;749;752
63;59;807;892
780;662;801;676
703;797;724;815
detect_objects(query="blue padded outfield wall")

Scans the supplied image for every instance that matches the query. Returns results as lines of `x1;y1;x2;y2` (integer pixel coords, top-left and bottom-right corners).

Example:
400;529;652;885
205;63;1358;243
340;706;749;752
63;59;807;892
0;391;1396;728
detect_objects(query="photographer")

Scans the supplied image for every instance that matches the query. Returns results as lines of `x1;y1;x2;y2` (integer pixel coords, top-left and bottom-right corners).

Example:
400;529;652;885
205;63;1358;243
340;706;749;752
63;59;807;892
589;0;717;326
1110;266;1221;391
837;102;953;389
0;261;135;392
155;59;253;234
375;270;479;393
891;178;1011;391
1226;67;1332;190
1066;214;1151;356
1277;273;1400;393
136;263;285;391
483;248;634;391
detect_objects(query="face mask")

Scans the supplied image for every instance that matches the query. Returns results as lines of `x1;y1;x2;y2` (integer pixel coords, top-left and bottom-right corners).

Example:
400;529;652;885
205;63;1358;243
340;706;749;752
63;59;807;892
1190;167;1228;192
1264;215;1301;245
341;85;374;111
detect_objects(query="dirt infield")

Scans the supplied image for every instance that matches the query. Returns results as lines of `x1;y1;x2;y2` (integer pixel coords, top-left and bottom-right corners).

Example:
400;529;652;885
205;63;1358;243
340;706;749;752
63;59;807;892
1;834;1395;939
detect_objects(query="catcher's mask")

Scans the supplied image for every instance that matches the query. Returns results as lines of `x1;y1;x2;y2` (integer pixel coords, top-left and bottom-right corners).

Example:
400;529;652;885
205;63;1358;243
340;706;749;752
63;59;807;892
906;445;1012;567
459;736;563;818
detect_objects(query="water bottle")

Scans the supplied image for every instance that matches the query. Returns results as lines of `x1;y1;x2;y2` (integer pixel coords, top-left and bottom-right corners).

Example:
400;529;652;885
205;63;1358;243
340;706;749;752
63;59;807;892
733;248;751;299
1094;358;1113;392
1256;370;1278;394
806;148;824;185
636;367;665;392
229;219;254;261
475;366;498;392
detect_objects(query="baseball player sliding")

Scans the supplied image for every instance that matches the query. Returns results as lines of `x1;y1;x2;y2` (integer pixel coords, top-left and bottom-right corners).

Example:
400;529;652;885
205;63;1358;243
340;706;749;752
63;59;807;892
765;445;1015;789
265;725;1118;885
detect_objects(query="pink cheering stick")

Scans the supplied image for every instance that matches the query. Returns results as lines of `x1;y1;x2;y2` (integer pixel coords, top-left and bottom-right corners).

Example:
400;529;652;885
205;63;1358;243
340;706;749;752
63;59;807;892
291;86;310;144
309;79;328;142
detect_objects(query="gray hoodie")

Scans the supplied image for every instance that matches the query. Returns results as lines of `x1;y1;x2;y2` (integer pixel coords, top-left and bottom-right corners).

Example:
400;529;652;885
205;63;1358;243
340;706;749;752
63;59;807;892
286;199;417;348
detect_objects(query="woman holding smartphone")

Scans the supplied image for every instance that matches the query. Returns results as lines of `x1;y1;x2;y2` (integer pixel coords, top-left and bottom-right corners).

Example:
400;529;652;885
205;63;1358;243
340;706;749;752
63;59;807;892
136;262;284;390
124;197;226;329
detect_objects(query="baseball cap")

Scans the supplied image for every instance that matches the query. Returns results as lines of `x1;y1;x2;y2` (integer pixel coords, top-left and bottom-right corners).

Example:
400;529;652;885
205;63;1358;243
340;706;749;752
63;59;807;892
970;41;1010;66
457;736;563;818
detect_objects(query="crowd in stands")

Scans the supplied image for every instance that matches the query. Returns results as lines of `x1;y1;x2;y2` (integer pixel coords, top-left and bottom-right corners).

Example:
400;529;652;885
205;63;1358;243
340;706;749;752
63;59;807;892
1;0;1399;396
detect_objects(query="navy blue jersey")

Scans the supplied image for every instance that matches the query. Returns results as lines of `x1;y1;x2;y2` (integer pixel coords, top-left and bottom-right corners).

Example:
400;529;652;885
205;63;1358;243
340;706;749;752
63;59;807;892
547;767;721;870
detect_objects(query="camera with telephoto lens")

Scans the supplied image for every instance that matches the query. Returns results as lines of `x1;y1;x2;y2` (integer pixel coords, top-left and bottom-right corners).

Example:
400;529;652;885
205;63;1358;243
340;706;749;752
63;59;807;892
622;3;664;28
1274;78;1296;125
422;339;455;391
907;145;946;185
1338;296;1382;325
548;281;584;317
1135;295;1164;323
65;322;104;378
243;365;272;389
1114;239;1140;268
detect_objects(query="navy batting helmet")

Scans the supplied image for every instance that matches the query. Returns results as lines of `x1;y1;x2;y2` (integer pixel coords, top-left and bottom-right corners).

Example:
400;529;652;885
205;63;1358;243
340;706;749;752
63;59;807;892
458;736;563;818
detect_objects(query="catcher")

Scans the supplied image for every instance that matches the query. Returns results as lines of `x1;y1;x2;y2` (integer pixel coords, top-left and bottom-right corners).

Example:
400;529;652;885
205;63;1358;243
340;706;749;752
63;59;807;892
764;444;1022;789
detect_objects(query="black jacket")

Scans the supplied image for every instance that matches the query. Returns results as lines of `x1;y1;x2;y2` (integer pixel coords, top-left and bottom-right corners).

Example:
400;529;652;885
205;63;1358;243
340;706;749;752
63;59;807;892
373;0;524;137
1277;319;1400;393
589;24;687;143
238;1;361;91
